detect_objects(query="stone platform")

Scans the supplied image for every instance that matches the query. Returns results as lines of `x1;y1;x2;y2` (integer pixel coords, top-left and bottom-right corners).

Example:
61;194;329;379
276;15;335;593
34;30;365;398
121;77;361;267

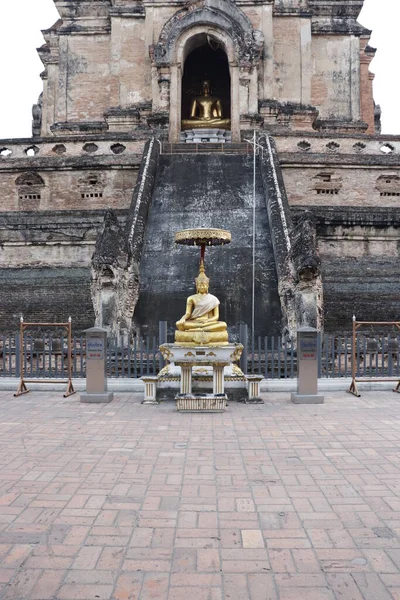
180;128;232;143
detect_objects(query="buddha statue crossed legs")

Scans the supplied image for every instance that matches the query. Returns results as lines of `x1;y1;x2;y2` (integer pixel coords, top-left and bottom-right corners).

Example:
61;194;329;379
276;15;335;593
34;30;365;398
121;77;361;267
175;262;228;345
181;80;231;131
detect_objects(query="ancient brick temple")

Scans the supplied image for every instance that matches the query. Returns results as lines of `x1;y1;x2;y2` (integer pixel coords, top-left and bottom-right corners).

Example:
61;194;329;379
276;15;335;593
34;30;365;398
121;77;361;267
0;0;399;337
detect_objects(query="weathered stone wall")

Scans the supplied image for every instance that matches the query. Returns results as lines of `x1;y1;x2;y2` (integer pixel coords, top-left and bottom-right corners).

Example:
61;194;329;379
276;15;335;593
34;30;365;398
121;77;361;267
0;168;137;212
297;207;400;333
311;35;359;121
57;36;111;123
0;267;95;333
273;18;303;104
282;166;400;208
0;209;127;333
0;209;126;268
0;137;143;212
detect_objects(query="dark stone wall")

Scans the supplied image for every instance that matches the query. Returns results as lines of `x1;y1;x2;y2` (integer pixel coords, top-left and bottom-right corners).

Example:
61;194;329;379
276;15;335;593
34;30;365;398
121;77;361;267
304;207;400;334
0;267;94;334
134;153;282;339
322;258;400;334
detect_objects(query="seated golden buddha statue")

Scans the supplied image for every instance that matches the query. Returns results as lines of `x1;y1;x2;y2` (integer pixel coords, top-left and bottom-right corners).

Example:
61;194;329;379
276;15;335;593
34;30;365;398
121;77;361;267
175;262;229;345
181;80;231;130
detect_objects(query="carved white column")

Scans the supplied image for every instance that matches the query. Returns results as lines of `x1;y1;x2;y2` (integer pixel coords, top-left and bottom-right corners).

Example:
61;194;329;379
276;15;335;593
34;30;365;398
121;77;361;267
213;365;225;395
180;364;192;395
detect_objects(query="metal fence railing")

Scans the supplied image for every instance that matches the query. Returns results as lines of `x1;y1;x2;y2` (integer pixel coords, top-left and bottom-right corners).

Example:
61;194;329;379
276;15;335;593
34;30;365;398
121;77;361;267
0;334;162;379
246;334;400;380
1;331;399;380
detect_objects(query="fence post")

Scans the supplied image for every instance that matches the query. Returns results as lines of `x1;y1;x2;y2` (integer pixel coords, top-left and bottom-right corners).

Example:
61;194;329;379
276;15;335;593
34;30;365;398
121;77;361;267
159;321;168;370
15;333;20;378
239;323;248;374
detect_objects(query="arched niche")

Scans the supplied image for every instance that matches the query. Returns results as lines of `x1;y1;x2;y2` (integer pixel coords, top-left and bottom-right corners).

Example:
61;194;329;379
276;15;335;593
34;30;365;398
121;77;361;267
170;26;240;141
151;0;263;142
181;33;231;131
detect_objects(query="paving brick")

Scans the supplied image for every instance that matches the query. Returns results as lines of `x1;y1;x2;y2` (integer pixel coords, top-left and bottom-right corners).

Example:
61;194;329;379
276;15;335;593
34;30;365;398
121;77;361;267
352;572;393;600
292;549;322;572
248;573;278;600
268;549;296;573
71;545;102;570
168;588;221;600
171;548;197;572
325;573;364;600
57;583;114;599
2;543;34;568
141;572;169;599
278;587;335;600
112;573;143;600
242;530;265;548
223;574;250;600
197;549;221;572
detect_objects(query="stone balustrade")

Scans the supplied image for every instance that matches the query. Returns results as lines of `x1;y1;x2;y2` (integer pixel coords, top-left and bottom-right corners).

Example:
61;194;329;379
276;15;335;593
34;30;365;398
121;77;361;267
274;134;400;156
0;138;146;161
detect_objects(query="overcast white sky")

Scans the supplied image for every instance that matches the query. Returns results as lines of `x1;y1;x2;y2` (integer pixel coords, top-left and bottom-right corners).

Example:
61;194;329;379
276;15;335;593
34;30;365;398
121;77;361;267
0;0;399;139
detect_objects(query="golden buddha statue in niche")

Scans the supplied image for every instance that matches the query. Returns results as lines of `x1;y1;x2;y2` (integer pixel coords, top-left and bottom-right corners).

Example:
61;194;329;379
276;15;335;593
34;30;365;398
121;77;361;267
181;80;231;130
175;261;229;345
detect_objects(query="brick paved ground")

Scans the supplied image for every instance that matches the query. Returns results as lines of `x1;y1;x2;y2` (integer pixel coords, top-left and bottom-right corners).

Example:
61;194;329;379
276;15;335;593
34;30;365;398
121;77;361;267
0;390;400;600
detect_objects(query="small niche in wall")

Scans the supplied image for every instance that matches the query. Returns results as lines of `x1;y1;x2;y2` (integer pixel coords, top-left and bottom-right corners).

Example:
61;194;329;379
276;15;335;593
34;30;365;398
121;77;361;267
314;172;342;196
78;172;105;201
376;174;400;197
81;192;103;199
15;172;45;208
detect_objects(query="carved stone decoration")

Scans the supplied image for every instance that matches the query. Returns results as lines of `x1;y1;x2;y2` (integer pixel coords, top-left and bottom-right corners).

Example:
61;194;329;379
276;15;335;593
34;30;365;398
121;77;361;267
52;144;67;155
298;140;311;152
158;77;171;104
151;0;264;69
314;172;342;196
353;142;366;153
79;172;105;200
326;141;340;152
376;174;400;197
91;210;139;334
91;138;160;335
83;143;99;154
32;92;43;137
110;143;126;155
24;145;40;156
290;210;324;331
15;172;45;210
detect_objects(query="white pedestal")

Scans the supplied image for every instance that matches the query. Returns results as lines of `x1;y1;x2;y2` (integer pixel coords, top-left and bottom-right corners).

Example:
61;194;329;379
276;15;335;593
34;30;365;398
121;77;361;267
159;343;243;412
180;128;232;143
142;376;159;404
246;375;264;403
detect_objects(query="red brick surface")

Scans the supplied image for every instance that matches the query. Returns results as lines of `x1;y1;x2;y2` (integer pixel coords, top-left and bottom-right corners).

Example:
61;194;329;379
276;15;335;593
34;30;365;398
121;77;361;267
0;390;399;599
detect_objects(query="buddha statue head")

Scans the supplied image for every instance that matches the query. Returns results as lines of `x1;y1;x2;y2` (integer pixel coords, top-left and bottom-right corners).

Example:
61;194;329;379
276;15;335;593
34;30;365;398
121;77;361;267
195;262;210;295
202;80;211;97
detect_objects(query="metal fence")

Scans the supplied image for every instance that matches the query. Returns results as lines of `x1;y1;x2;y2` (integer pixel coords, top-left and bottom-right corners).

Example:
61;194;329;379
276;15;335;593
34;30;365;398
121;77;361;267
1;332;399;380
0;334;162;379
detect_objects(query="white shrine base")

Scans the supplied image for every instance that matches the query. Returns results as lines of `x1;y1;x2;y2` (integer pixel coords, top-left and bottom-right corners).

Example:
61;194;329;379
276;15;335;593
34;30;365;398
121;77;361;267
180;128;232;143
158;344;246;407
